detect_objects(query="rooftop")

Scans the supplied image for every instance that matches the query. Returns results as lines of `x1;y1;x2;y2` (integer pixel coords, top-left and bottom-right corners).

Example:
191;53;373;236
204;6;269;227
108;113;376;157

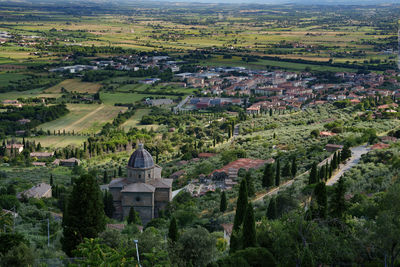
127;144;154;169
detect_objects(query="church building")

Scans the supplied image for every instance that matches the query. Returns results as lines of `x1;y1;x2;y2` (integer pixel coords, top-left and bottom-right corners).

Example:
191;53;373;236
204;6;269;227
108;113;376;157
109;144;172;224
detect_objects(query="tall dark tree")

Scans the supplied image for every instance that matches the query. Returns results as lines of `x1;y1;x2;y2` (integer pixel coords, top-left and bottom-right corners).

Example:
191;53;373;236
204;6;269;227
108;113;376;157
266;197;278;220
332;153;338;170
313;182;327;218
220;191;227;212
341;145;351;162
127;206;140;225
275;159;281;186
233;178;248;231
50;174;54;187
282;161;291;177
291;157;297;178
330;176;346;218
168;217;178;242
242;202;256;249
118;166;122;177
245;172;255;197
309;162;318;184
103;170;108;184
229;230;241;253
319;165;325;181
325;161;329;179
61;174;106;256
103;191;115;218
262;164;274;188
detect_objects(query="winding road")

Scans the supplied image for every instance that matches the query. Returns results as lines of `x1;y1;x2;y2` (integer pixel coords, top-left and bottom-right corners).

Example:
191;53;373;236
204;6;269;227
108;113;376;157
326;145;370;186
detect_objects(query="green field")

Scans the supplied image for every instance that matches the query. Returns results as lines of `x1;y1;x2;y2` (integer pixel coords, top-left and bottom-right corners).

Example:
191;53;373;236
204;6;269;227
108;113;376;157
45;79;102;94
200;55;355;72
20;135;87;148
38;104;127;134
0;72;29;86
100;92;180;105
122;108;160;130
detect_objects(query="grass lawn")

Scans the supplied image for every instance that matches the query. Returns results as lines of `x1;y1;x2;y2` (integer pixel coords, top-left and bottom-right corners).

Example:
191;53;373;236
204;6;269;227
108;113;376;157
38;103;127;134
44;79;102;94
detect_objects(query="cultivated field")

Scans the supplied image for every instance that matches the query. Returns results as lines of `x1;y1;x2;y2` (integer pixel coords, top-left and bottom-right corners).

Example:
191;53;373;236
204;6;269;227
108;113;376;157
38;104;128;134
21;135;87;148
44;79;102;94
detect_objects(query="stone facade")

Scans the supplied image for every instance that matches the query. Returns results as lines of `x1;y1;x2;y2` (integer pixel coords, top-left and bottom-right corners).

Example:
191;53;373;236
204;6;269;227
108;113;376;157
109;144;172;224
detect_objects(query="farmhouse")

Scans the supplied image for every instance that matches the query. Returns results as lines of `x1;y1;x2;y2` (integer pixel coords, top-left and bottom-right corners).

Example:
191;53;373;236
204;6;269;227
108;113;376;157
30;152;55;159
17;183;52;199
320;131;337;137
211;158;274;180
146;98;173;106
325;144;343;152
53;158;80;167
2;100;22;107
109;144;172;224
50;65;97;73
139;78;160;84
5;143;24;156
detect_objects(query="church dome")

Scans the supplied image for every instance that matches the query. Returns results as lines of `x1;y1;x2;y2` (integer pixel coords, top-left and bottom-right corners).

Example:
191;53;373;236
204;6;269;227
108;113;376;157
127;144;154;169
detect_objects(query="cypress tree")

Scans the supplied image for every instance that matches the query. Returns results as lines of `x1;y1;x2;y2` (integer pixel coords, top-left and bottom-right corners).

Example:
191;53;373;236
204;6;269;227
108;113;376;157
245;172;255;197
330;176;346;218
103;191;115;218
118;166;122;176
282;161;291;177
168;217;178;242
262;163;274;188
275;159;281;186
319;165;325;181
61;174;106;256
50;174;53;187
233;178;248;231
325;161;329;178
103;170;108;184
127;206;138;225
266;197;278;220
220;191;227;212
291;157;297;178
229;230;241;253
332;153;337;170
341;145;351;161
313;182;327;218
309;162;318;184
242;202;256;249
329;165;333;178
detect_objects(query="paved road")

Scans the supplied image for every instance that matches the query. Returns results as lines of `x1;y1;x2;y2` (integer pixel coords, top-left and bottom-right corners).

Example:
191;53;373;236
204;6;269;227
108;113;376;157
326;145;370;186
233;124;240;137
174;95;192;114
253;179;295;203
172;186;187;199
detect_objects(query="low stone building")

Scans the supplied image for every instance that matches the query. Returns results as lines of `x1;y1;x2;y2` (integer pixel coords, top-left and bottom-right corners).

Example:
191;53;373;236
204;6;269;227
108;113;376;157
109;144;172;224
17;183;52;199
5;143;24;156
